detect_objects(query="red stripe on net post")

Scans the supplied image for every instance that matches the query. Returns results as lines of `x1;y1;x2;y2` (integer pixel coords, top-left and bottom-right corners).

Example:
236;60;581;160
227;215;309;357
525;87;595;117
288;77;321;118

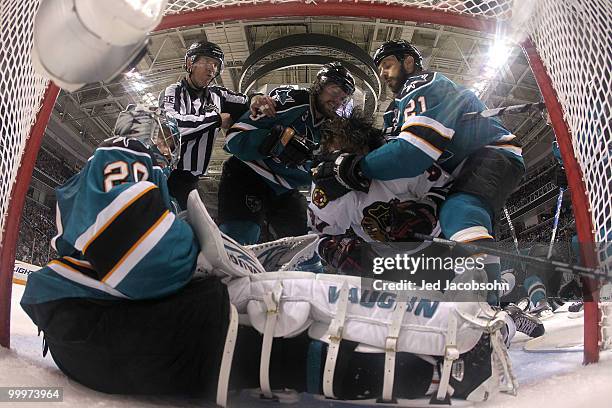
523;39;600;364
157;2;496;33
0;84;60;349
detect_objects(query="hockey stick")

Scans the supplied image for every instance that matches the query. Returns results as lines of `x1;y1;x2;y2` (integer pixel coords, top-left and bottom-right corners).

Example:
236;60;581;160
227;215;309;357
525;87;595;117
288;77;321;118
409;232;610;283
547;187;565;259
461;101;546;121
381;101;546;140
503;206;521;254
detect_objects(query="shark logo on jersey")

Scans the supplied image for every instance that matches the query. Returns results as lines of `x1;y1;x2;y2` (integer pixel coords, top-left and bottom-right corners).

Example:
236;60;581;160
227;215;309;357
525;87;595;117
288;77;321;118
401;73;434;94
271;88;295;106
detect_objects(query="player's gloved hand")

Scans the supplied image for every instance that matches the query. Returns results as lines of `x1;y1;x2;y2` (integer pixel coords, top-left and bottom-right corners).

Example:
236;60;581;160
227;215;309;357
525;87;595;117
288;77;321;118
311;151;370;201
388;199;437;241
318;234;365;274
259;124;316;167
554;164;568;189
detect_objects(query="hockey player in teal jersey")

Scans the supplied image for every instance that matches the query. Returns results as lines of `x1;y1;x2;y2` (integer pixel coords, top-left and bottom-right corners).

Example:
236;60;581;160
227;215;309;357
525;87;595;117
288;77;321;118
21;105;197;304
220;62;356;245
19;105;234;396
312;41;526;303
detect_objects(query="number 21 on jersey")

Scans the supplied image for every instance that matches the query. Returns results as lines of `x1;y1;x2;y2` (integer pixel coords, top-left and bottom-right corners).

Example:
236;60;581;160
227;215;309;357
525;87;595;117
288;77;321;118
403;96;427;117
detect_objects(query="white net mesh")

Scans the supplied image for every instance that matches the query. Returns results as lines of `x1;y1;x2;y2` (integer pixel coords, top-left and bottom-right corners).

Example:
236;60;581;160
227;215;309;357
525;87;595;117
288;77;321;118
163;0;514;18
0;0;610;352
0;0;50;246
526;0;612;278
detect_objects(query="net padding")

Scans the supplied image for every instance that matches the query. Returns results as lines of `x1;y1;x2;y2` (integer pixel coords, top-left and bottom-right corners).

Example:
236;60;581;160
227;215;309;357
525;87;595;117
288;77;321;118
0;0;609;357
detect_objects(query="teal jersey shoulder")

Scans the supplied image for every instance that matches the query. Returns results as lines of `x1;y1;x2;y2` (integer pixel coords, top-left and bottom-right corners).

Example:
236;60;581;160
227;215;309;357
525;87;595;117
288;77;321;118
21;139;199;305
363;72;523;180
225;87;323;192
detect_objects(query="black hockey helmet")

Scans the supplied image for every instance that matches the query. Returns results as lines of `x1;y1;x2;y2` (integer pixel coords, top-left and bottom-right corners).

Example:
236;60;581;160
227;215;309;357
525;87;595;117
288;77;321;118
373;40;423;71
316;62;356;96
184;41;224;75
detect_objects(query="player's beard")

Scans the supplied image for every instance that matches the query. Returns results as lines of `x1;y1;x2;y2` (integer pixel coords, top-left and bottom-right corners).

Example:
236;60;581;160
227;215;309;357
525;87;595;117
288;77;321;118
314;94;339;119
389;65;411;94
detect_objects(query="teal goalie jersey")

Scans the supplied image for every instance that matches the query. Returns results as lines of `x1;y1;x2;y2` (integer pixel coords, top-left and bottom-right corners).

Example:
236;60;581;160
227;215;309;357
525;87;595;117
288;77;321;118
21;138;199;305
363;72;523;180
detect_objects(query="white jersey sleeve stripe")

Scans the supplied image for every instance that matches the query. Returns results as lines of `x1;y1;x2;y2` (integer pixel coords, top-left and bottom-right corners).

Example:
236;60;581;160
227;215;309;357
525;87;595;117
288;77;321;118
400;115;455;139
75;182;157;251
102;211;175;287
398;131;443;160
48;260;130;299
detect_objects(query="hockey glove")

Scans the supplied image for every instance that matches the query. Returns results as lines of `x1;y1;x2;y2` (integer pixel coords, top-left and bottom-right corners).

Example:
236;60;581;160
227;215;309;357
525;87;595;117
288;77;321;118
311;152;370;201
259;124;316;167
388;199;437;241
318;234;366;275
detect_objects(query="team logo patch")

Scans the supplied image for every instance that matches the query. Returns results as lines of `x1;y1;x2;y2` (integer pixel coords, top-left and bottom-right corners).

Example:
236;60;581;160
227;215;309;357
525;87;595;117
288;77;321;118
312;187;329;209
271;88;295;106
245;195;262;213
402;73;434;93
361;201;392;242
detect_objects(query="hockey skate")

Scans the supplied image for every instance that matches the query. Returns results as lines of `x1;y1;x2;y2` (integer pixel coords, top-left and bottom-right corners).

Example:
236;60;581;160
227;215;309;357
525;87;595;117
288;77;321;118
435;334;495;402
504;304;545;338
531;299;555;320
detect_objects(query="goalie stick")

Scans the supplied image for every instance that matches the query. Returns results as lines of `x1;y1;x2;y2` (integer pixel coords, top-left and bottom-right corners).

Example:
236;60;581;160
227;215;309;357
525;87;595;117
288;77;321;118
409;232;610;283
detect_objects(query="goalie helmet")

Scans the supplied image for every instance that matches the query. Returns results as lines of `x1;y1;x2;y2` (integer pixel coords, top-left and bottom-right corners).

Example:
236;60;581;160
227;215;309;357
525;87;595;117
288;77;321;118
373;40;423;71
112;105;181;168
184;41;225;75
316;62;356;96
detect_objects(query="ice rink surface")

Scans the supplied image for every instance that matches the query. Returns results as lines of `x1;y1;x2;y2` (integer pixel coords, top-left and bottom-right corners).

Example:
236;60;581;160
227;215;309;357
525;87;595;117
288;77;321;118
3;283;612;407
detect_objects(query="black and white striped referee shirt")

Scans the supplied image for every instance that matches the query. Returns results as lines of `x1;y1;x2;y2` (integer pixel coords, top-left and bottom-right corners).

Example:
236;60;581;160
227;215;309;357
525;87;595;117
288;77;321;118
160;78;249;176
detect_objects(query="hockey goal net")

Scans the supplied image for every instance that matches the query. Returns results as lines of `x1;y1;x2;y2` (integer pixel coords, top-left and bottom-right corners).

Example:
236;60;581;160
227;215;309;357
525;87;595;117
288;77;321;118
0;0;610;363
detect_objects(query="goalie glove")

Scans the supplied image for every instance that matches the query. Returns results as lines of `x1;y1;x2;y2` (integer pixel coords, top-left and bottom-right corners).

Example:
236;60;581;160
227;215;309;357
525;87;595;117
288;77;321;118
311;152;370;201
258;124;316;167
388;199;437;242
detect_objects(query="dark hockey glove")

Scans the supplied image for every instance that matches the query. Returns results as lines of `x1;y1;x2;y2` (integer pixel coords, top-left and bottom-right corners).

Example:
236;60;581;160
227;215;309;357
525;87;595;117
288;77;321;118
554;164;568;189
318;235;366;275
388;199;437;241
311;152;370;202
259;124;316;167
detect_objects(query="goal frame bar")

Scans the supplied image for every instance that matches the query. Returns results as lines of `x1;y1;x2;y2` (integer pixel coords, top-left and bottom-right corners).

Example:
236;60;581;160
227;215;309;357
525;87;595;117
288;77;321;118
0;1;600;363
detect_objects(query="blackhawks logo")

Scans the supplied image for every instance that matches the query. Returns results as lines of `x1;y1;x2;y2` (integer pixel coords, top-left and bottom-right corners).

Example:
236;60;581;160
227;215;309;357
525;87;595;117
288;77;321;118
361;201;392;242
312;187;329;209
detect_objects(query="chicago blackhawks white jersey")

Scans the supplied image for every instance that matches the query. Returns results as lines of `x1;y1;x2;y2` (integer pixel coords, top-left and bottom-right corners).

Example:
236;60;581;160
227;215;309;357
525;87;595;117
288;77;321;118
308;164;452;242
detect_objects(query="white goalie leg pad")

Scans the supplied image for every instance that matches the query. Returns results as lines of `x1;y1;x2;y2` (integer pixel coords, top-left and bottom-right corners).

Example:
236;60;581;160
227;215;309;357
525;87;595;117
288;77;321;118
247;234;319;272
226;272;513;401
186;190;266;278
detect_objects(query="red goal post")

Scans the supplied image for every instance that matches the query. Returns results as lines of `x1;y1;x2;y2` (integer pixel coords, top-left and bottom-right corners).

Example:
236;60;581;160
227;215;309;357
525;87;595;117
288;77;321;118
0;0;609;364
